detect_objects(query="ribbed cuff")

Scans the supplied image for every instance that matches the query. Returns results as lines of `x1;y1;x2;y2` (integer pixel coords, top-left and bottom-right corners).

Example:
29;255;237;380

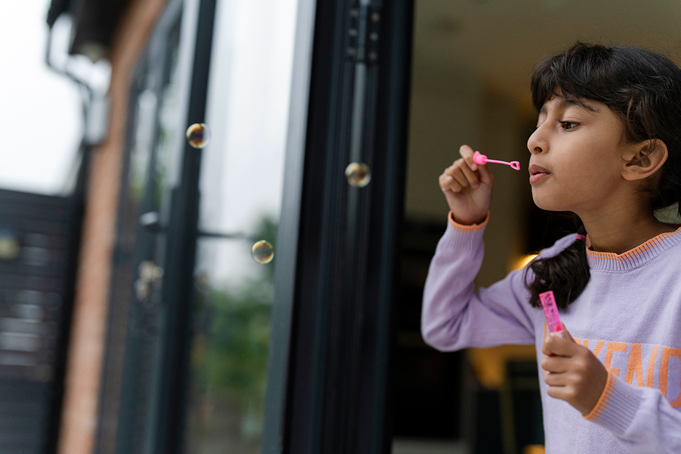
448;211;490;232
439;211;489;253
583;372;640;435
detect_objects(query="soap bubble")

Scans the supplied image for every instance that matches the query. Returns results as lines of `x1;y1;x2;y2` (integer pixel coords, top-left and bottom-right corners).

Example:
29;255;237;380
251;240;274;264
345;162;371;187
186;123;211;148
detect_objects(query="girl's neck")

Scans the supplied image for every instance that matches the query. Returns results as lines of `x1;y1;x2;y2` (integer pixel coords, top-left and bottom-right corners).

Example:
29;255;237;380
580;210;678;255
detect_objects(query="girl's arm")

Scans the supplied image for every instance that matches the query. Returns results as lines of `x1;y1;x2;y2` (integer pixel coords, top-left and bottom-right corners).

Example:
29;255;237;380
586;372;681;453
424;144;546;349
584;371;681;454
421;212;538;350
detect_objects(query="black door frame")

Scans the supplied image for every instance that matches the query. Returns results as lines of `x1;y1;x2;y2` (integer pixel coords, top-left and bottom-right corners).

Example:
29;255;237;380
150;0;217;450
262;0;414;452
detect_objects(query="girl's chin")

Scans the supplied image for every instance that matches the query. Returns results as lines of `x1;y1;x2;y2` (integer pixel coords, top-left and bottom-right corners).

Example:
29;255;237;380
531;192;568;212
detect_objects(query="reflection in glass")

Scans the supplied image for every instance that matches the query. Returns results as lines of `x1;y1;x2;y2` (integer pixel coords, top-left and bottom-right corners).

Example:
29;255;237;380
184;0;298;451
188;219;277;453
95;18;184;453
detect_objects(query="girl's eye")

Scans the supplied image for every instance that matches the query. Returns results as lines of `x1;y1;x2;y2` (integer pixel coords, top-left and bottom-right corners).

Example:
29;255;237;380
559;121;578;130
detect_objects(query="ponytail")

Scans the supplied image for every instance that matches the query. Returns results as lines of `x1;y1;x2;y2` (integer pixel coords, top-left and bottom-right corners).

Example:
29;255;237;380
525;225;590;310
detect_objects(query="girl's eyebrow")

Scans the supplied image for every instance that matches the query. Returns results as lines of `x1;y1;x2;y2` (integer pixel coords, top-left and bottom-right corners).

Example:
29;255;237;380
539;97;599;115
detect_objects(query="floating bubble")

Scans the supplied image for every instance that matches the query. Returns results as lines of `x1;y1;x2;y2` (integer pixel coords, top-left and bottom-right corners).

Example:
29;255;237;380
186;123;211;148
345;162;371;187
251;240;274;264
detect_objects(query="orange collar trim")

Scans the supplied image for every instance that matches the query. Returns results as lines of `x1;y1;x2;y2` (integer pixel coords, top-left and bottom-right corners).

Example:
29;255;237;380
586;225;681;261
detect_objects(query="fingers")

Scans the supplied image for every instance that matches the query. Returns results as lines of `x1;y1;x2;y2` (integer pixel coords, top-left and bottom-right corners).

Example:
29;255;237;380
439;149;481;193
459;158;480;189
476;158;494;185
544;374;567;392
542;330;579;357
541;334;553;356
560;323;576;343
459;145;478;172
439;161;470;193
542;334;561;356
439;172;462;193
541;355;570;375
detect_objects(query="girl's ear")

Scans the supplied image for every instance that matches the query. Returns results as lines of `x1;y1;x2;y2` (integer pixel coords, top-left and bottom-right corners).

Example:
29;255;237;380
621;139;668;181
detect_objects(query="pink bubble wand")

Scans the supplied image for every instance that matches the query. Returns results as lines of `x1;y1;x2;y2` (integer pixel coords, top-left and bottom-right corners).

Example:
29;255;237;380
539;290;566;341
539;291;562;334
473;153;520;171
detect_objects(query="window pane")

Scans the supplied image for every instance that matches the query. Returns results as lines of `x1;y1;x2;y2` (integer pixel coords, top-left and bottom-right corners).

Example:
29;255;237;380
184;0;298;452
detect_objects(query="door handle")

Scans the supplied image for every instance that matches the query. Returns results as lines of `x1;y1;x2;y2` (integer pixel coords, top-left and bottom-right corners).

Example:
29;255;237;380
138;211;252;240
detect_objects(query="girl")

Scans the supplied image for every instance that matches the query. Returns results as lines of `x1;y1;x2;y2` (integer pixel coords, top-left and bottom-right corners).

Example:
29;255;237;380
421;42;681;453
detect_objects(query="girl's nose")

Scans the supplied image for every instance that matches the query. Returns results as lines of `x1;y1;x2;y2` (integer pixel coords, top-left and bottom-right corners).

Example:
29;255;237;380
527;125;547;155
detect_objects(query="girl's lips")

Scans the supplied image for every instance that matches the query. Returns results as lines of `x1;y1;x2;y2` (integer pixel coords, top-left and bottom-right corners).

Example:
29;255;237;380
529;164;550;184
529;164;549;175
529;172;549;184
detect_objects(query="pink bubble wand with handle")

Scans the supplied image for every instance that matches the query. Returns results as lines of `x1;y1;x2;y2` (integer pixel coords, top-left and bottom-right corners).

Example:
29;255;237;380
473;152;521;171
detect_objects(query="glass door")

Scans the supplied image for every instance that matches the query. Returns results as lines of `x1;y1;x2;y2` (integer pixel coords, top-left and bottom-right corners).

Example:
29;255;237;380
101;0;308;452
101;0;414;452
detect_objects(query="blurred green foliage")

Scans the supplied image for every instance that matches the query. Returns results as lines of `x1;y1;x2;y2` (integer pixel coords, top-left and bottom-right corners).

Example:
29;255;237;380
192;215;277;439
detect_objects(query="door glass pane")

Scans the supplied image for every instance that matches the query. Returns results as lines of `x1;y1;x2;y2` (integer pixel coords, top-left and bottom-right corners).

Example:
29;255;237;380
184;0;298;452
397;1;681;453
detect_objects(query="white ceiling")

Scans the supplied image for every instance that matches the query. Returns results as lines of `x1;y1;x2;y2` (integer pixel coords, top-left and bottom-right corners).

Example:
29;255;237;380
413;0;681;115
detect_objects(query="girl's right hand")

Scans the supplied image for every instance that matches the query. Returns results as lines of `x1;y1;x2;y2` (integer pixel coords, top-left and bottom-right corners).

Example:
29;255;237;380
439;145;494;225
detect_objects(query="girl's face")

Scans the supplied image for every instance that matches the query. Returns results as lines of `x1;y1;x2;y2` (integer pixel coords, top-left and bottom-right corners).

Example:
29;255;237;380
527;95;632;215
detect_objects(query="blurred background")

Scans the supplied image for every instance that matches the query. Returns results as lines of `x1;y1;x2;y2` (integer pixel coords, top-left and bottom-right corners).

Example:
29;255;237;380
1;0;295;453
2;1;681;454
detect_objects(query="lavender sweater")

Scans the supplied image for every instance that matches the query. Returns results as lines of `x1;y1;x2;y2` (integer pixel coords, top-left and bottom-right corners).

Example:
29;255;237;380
421;213;681;453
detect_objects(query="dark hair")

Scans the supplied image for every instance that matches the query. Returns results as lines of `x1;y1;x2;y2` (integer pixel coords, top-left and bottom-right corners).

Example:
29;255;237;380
526;42;681;309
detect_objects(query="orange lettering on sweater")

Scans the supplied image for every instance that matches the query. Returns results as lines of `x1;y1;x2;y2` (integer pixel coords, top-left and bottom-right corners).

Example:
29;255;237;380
604;342;628;377
647;345;659;389
547;335;681;407
592;340;606;359
625;344;645;387
660;347;681;407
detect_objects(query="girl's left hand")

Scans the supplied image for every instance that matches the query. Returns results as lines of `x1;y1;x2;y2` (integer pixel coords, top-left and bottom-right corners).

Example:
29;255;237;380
541;323;609;416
